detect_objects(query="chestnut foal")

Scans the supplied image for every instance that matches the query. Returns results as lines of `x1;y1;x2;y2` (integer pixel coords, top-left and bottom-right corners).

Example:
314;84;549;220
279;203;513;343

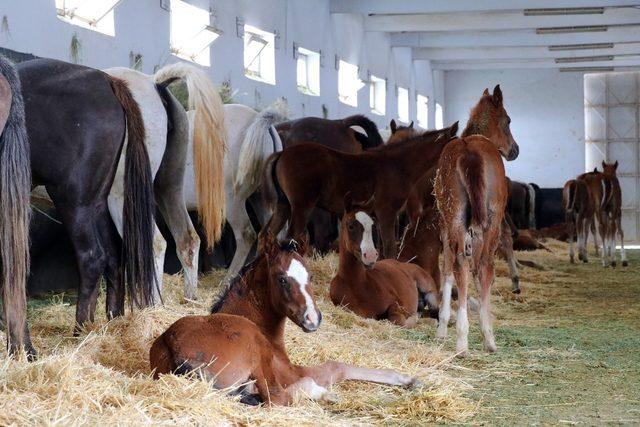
601;161;627;266
330;199;439;326
434;85;519;356
262;123;457;259
150;234;420;406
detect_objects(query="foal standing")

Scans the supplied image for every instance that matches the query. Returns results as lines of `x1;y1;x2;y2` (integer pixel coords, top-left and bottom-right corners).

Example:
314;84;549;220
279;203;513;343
330;200;439;326
601;161;627;266
434;85;519;356
150;234;420;405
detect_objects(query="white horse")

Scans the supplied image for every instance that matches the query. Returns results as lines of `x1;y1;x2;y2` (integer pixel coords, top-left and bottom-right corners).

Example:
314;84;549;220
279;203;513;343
183;104;287;281
104;63;226;301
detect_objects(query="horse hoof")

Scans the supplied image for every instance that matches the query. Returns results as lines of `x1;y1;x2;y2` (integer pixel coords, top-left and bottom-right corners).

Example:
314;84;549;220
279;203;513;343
512;288;521;295
455;349;469;359
611;261;617;268
484;343;497;353
582;258;588;264
623;261;629;267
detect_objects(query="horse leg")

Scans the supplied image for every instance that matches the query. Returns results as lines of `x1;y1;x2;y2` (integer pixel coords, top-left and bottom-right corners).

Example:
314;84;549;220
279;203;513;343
286;202;315;246
376;207;399;259
451;253;470;357
251;365;292;406
476;259;497;353
617;218;627;266
225;198;256;282
597;214;608;267
499;219;520;294
300;361;420;389
590;219;600;256
265;202;290;237
95;207;124;319
436;236;454;340
387;303;418;328
579;215;590;263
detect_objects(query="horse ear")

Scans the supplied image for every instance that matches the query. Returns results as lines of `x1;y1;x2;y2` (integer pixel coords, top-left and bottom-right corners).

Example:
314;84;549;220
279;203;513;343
492;84;503;106
390;119;397;133
409;121;414;129
449;121;459;138
593;167;598;173
483;88;490;96
602;160;606;168
343;191;354;213
614;160;619;169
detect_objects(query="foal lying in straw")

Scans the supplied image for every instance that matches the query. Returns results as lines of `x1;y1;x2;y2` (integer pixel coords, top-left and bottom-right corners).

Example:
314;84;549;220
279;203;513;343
150;233;420;405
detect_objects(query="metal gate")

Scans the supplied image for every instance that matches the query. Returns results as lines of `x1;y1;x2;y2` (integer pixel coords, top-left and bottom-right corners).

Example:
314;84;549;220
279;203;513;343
585;71;639;243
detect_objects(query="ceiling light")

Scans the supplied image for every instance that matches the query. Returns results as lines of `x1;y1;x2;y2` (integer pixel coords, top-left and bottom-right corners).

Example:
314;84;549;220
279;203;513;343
555;55;614;63
549;43;614;51
537;25;607;34
525;7;604;16
559;66;614;72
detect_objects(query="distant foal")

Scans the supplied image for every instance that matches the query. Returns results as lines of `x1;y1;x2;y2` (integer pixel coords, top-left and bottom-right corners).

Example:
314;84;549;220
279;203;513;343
330;198;439;327
576;169;607;265
150;234;420;406
434;85;519;356
601;161;627;266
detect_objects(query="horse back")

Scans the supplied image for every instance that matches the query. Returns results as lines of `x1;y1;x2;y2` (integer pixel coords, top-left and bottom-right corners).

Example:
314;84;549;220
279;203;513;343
276;116;360;153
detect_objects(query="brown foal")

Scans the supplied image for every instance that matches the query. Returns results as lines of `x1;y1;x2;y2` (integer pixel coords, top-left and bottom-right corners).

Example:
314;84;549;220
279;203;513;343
330;198;439;327
150;234;420;406
434;85;519;356
262;124;457;259
601;161;626;266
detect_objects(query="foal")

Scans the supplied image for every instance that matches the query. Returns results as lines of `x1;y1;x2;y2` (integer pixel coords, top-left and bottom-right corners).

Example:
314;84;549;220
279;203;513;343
150;234;420;406
434;85;519;356
330;199;439;327
601;161;626;266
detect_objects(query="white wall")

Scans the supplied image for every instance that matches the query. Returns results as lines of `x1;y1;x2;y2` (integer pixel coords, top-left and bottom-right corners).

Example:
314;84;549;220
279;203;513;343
444;68;584;187
0;0;444;130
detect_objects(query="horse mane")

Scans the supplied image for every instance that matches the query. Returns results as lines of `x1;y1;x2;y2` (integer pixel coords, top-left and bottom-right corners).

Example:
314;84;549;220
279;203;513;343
462;94;493;137
210;240;300;314
371;128;451;152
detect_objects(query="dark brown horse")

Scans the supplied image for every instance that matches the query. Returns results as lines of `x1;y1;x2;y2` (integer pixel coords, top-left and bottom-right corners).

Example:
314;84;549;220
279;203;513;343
18;58;157;332
263;124;457;259
506;178;536;229
0;56;33;357
150;233;420;406
434;85;519;356
601;161;626;266
330;199;439;327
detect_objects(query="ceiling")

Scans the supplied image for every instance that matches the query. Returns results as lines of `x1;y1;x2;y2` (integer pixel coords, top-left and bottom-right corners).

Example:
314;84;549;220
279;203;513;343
329;0;640;72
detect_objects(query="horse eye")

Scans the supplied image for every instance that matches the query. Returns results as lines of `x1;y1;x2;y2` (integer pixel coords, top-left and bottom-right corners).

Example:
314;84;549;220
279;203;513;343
278;277;288;285
348;223;355;231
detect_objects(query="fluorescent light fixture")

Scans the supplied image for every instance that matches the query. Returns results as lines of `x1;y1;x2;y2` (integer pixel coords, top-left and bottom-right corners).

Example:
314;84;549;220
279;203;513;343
555;55;614;63
536;25;607;34
525;7;604;16
549;43;614;51
559;66;615;72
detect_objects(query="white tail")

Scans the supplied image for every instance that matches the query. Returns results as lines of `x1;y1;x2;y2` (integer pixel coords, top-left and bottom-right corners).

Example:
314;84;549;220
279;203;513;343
154;63;226;247
235;103;288;200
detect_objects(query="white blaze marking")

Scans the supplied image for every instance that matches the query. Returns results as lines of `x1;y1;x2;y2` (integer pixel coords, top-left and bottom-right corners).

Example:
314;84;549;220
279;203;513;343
355;211;376;261
287;259;317;325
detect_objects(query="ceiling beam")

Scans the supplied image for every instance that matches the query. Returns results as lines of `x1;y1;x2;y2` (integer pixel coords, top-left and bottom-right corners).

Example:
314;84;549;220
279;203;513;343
364;7;640;32
391;27;640;48
431;57;640;70
413;42;640;61
330;0;640;14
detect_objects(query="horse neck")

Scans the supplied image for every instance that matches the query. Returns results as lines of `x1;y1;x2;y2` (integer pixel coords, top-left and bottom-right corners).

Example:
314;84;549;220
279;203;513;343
462;107;491;138
217;260;288;350
336;235;366;281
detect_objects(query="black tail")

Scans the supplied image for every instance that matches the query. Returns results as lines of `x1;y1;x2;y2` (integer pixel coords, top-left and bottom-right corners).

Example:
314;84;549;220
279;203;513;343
0;56;34;357
342;115;384;149
262;152;284;210
107;76;159;309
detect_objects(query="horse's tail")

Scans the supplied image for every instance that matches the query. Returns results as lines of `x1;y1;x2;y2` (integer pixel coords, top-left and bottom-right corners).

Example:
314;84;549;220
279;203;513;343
525;183;536;229
107;76;158;308
456;150;487;228
235;106;287;200
341;114;384;149
262;152;284;211
0;57;31;353
564;180;577;215
154;63;226;247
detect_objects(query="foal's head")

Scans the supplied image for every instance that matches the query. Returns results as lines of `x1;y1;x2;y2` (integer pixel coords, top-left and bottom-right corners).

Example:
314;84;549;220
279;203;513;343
259;233;321;332
464;85;519;161
340;195;378;268
602;161;619;177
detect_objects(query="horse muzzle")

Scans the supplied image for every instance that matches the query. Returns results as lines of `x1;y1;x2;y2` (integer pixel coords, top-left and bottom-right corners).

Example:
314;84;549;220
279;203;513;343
301;310;322;333
505;142;519;161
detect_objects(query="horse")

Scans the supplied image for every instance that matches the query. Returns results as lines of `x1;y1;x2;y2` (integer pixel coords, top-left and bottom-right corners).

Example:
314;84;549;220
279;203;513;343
601;161;626;266
0;56;33;358
262;124;457;259
506;178;536;229
434;85;519;356
150;233;420;406
576;168;608;265
330;197;439;327
18;57;157;331
563;178;589;263
103;63;226;301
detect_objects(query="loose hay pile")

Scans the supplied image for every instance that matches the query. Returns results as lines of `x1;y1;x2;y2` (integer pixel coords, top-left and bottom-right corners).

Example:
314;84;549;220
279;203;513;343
0;254;476;425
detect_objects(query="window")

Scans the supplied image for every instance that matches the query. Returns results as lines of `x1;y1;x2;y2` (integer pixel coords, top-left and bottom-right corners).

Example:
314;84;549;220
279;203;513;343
296;47;320;96
170;0;220;66
244;25;276;85
55;0;120;36
369;75;386;115
436;102;444;129
417;94;429;129
338;60;364;107
397;86;409;123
